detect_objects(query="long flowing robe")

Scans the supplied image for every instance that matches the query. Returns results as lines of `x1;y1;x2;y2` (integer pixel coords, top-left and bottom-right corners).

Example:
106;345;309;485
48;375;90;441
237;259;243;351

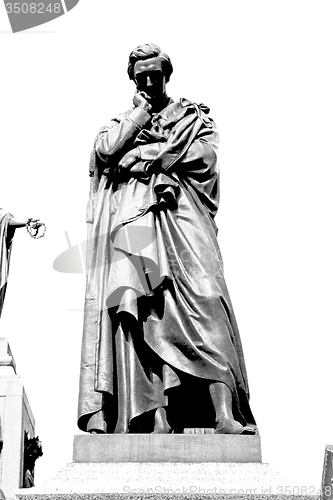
78;98;256;433
0;210;15;320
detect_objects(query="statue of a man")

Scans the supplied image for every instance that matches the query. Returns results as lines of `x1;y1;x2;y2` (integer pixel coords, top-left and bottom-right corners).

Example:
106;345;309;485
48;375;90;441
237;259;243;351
78;43;256;435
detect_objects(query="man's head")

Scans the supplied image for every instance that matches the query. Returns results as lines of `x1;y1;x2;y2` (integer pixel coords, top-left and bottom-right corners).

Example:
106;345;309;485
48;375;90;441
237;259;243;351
128;43;173;109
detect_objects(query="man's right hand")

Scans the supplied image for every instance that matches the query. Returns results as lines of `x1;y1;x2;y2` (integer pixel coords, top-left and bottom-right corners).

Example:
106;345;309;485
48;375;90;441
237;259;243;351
133;91;152;113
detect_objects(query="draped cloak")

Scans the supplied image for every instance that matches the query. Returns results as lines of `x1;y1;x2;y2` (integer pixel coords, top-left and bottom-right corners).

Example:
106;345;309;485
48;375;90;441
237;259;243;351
0;210;15;320
78;98;256;433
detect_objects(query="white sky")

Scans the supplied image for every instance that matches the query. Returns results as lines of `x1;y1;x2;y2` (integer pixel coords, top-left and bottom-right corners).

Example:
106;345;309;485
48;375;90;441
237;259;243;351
0;0;333;490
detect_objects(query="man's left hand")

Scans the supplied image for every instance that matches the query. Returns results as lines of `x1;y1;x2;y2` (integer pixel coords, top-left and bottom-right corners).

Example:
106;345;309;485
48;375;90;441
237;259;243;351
118;147;141;171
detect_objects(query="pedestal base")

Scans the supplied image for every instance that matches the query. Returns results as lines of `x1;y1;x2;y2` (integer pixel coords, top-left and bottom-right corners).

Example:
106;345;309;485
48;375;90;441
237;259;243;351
15;435;317;500
16;462;316;500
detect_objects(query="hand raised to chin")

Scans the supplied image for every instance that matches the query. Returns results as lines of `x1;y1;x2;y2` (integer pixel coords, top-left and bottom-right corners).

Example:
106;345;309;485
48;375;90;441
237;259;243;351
133;91;152;113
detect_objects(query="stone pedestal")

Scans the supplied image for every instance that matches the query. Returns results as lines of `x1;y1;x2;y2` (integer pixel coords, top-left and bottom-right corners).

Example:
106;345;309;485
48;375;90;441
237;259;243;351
15;434;314;500
0;338;35;499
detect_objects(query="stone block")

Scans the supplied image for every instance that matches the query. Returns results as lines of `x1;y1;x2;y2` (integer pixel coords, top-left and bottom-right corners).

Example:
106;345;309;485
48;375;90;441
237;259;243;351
73;433;262;463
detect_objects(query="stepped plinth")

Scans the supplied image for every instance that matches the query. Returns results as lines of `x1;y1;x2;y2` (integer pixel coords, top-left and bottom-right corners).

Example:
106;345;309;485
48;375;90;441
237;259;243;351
15;433;315;500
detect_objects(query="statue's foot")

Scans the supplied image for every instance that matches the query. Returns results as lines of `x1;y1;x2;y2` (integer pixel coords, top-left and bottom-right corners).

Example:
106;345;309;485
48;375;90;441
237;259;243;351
216;418;256;435
152;407;171;434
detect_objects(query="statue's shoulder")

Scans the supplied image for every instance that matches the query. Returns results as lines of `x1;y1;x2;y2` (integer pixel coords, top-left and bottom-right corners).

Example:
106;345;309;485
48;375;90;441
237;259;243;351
175;98;215;130
179;97;211;115
0;209;12;224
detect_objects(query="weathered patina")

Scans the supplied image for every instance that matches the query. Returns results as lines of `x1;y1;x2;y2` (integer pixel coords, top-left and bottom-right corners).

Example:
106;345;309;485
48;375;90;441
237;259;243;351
78;44;256;435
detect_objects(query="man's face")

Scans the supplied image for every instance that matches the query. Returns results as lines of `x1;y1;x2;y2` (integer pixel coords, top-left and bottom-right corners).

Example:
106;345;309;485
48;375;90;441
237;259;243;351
133;57;167;102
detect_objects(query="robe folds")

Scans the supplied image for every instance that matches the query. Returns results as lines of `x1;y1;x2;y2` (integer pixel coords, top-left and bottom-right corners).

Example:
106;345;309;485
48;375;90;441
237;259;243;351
78;98;256;433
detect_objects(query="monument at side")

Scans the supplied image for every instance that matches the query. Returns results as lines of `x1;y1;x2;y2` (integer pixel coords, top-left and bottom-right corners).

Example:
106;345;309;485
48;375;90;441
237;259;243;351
0;338;42;499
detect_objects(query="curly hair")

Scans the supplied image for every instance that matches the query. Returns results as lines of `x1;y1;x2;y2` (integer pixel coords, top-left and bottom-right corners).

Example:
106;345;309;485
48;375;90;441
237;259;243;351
127;43;173;83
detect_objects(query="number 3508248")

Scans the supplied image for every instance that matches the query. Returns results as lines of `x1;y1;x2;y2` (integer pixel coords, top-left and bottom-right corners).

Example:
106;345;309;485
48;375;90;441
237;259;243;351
5;3;62;14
